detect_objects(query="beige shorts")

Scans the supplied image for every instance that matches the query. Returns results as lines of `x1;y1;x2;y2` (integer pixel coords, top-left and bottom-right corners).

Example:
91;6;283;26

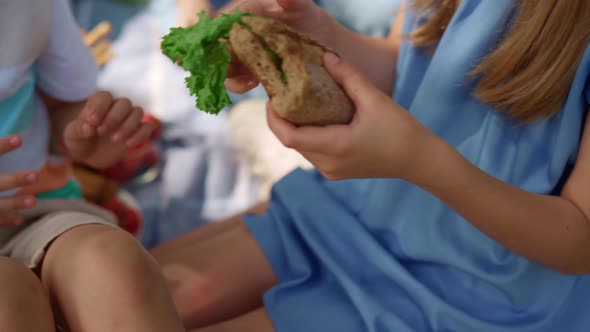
0;199;118;268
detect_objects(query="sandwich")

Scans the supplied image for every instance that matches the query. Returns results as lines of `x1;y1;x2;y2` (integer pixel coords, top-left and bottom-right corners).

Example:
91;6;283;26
161;11;354;125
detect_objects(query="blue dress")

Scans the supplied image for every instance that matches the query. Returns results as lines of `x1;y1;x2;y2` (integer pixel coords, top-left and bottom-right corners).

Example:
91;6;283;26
245;1;590;331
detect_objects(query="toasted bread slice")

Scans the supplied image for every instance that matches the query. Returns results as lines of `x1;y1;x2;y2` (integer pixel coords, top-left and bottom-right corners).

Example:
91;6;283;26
229;16;354;126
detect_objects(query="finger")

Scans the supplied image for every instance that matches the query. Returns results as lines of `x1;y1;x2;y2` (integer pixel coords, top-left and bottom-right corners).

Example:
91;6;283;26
125;123;153;148
0;135;22;154
97;98;133;136
111;107;144;142
323;52;373;105
266;104;347;153
64;118;96;141
0;195;36;212
0;214;23;227
82;91;114;127
225;76;259;93
226;53;253;78
0;171;38;191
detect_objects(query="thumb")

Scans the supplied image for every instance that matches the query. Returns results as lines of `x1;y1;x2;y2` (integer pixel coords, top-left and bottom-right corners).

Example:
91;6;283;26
323;52;373;105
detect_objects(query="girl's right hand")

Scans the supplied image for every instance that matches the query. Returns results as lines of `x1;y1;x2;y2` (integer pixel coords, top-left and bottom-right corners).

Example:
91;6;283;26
220;0;330;93
0;135;39;227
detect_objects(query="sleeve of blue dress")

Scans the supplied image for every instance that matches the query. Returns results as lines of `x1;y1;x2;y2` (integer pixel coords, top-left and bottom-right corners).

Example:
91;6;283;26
244;1;590;331
36;0;98;102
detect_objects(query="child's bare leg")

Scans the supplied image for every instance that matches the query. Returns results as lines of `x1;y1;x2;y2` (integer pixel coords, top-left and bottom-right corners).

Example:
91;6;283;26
151;201;268;256
191;308;275;332
0;257;55;332
150;211;278;330
40;224;184;332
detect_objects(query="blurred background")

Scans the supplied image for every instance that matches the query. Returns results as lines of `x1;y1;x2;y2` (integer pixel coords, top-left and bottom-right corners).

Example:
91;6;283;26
68;0;400;248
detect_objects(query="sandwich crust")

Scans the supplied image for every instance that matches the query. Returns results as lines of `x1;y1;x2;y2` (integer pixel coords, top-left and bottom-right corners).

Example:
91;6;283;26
229;16;354;126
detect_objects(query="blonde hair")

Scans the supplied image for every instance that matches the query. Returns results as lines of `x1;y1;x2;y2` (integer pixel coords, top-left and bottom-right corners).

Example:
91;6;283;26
410;0;590;122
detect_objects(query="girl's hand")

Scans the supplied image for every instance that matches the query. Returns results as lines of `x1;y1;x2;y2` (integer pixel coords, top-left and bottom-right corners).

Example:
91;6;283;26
222;0;329;93
63;91;153;169
267;53;438;181
0;135;39;226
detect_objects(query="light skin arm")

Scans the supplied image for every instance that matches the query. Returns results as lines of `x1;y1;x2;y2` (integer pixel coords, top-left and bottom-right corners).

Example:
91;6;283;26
321;3;405;94
268;49;590;275
411;113;590;275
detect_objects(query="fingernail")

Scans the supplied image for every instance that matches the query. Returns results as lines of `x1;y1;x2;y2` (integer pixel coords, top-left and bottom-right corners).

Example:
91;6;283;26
111;133;122;142
26;173;38;182
9;136;20;146
23;196;35;207
323;52;340;66
89;112;100;124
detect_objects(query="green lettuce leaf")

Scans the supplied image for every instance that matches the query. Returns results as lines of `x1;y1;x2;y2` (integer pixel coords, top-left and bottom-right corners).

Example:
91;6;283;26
161;11;252;114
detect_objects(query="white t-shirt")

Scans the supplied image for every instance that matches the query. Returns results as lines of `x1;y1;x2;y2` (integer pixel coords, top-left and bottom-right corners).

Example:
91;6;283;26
0;0;98;196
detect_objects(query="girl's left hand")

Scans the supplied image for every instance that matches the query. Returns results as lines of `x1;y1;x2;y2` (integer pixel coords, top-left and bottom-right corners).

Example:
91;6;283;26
267;52;437;181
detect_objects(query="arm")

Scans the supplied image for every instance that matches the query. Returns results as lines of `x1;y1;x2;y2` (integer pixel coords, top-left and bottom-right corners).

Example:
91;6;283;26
267;50;590;275
320;3;405;94
330;2;405;94
40;90;84;143
38;0;151;169
410;112;590;275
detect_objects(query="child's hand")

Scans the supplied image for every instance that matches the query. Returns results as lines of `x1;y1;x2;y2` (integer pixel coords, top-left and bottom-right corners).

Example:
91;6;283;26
223;0;327;93
266;53;437;181
0;135;38;226
63;91;153;169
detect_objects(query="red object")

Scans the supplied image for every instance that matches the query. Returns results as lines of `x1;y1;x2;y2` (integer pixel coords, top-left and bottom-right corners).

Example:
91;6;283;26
101;197;142;235
96;113;162;183
99;141;160;182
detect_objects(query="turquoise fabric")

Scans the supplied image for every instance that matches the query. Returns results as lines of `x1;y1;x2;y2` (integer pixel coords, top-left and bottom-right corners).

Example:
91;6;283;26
0;71;36;136
36;179;83;200
245;1;590;331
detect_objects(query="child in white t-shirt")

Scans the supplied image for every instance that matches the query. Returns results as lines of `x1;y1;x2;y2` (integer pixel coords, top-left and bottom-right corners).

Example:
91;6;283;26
0;0;184;330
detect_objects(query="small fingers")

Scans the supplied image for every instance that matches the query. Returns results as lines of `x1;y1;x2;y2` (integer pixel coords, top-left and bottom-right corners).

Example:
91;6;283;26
0;171;38;192
0;214;24;227
83;91;114;126
111;107;144;143
225;76;259;94
0;135;22;155
125;123;153;148
97;98;132;135
0;195;36;212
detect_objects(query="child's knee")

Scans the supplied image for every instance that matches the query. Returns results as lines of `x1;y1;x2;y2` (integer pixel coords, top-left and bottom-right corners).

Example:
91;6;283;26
73;226;154;275
45;224;157;284
0;257;54;330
